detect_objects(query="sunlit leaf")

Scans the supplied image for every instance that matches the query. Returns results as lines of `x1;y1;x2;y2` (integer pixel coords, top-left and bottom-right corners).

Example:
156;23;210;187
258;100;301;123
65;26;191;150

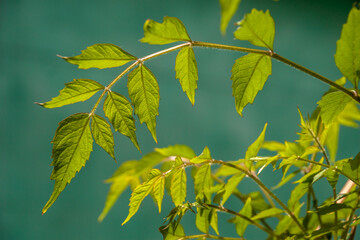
318;91;352;126
196;208;210;233
235;198;252;237
262;141;285;153
159;223;185;240
155;144;196;159
103;91;139;150
341;152;360;183
335;7;360;87
60;44;137;69
153;175;165;213
171;168;187;206
141;16;191;45
210;209;219;235
175;46;198;105
221;173;245;204
251;208;283;221
245;123;267;160
234;9;275;50
338;101;360;127
325;122;339;162
38;79;104;108
128;64;159;142
325;167;339;188
194;164;212;201
219;0;242;35
231;53;272;116
191;146;212;164
287;183;308;211
91;114;115;160
42;113;93;214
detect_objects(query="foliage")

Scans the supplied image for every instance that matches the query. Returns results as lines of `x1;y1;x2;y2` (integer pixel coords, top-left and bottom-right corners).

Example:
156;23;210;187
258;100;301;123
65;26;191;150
38;1;360;239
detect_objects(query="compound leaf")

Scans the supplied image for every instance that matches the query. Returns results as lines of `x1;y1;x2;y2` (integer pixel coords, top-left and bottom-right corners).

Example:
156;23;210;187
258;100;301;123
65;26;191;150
128;64;159;143
234;9;275;50
122;169;162;225
141;16;191;45
42;113;93;214
38;79;104;108
335;7;360;87
60;44;137;69
231;53;272;116
318;91;352;126
219;0;242;35
175;46;198;105
91;114;115;160
171;168;187;206
103;91;139;150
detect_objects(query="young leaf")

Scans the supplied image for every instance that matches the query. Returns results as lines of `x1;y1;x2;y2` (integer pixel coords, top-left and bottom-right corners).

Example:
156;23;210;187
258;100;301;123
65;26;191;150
219;0;242;35
251;208;283;221
245;123;267;159
60;44;137;69
159;223;185;240
196;208;210;233
325;122;339;162
103;91;139;150
38;79;104;108
153;175;165;213
122;169;162;225
335;7;360;87
42;113;93;214
170;168;187;206
191;146;212;164
194;164;212;201
221;173;244;204
91;114;115;160
155;144;196;159
128;64;159;143
317;91;352;126
141;16;191;45
234;9;275;50
175;46;198;105
235;198;252;237
231;53;272;116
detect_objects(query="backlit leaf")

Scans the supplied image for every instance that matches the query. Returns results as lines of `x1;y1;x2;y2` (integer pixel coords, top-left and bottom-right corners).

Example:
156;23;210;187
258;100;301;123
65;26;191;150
155;144;196;159
159;223;185;240
219;0;242;35
175;46;198;105
251;208;283;221
191;146;212;164
335;7;360;87
342;152;360;183
209;209;219;235
234;9;275;50
221;173;245;204
38;79;104;108
153;175;165;213
231;53;272;116
60;44;137;69
141;16;191;45
245;123;267;159
122;169;162;225
128;64;159;143
235;198;252;237
91;114;115;160
103;91;139;150
196;208;210;233
42;113;93;214
171;168;187;206
194;164;212;201
325;122;339;162
318;91;352;126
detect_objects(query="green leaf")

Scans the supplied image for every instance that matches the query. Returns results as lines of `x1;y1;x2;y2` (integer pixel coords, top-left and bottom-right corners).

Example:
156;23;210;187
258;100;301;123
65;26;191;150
128;64;159;143
170;168;187;206
314;203;351;215
122;169;162;225
335;7;360;87
325;122;339;162
38;79;104;108
231;53;272;116
141;16;191;45
325;167;339;188
318;91;352;126
175;46;198;105
103;91;139;150
221;173;245;204
245;123;267;160
234;9;275;50
219;0;242;35
251;208;283;221
342;152;360;183
209;209;219;235
196;208;210;233
155;144;196;159
235;198;252;237
191;146;212;164
60;44;137;69
42;113;93;214
287;183;308;211
159;223;185;240
338;101;360;127
153;175;165;213
91;114;115;160
194;164;212;201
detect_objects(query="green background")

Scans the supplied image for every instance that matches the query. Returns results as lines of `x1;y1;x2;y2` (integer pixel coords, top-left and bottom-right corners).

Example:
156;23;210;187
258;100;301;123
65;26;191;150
1;0;359;239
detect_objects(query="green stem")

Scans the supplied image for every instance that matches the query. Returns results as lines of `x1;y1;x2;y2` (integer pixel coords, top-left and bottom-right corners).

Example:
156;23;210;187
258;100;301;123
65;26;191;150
177;234;244;240
208;160;308;236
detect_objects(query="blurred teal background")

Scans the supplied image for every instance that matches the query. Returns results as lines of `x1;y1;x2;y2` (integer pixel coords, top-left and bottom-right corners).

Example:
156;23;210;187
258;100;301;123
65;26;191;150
1;0;359;239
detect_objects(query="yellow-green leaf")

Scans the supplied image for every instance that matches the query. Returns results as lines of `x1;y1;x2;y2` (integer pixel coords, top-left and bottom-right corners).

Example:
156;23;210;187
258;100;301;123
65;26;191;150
159;223;185;240
231;53;272;116
175;46;198;105
335;7;360;87
103;91;139;150
128;64;159;143
42;113;93;214
155;144;196;159
194;164;212;201
209;209;219;235
60;44;137;69
235;198;252;237
196;208;210;233
191;146;212;164
141;16;191;45
221;173;245;204
245;123;267;160
38;79;104;108
91;114;115;160
153;175;165;213
234;9;275;50
171;168;187;206
219;0;242;35
317;91;352;126
251;208;283;221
